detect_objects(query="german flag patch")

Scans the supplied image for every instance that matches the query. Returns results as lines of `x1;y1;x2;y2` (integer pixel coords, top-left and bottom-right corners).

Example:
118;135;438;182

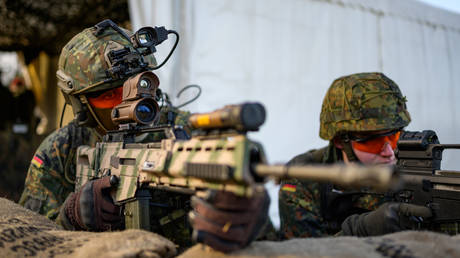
31;155;44;168
281;184;296;192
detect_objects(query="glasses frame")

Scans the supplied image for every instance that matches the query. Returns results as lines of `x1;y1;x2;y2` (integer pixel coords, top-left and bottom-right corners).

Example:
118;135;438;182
348;129;402;143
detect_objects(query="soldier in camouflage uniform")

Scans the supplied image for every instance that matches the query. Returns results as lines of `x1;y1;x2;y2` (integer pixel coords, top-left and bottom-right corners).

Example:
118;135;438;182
279;72;432;238
19;20;269;253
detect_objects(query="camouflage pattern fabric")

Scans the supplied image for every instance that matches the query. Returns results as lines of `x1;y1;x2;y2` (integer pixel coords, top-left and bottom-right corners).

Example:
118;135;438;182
19;108;194;249
278;143;386;239
57;25;156;95
319;72;411;140
19;122;98;220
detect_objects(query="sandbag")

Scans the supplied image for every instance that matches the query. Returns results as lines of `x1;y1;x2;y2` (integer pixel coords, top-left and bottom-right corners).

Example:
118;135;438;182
181;230;460;258
5;195;460;258
0;198;176;257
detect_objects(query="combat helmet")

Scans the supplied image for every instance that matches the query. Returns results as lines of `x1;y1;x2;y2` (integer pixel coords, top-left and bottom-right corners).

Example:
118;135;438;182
319;72;411;141
56;19;158;129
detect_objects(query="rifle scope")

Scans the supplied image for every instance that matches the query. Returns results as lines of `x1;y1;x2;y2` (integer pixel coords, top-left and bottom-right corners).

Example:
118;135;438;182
111;71;160;125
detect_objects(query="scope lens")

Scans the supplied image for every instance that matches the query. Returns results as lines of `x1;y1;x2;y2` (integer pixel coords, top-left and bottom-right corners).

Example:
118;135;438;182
139;78;150;89
139;32;152;44
135;101;156;123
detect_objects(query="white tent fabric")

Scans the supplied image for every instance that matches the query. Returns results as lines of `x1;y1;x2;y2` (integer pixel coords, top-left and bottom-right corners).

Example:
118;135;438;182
129;0;460;228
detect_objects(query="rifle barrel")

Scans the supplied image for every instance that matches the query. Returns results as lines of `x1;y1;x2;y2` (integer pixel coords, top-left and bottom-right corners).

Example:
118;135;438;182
254;164;394;191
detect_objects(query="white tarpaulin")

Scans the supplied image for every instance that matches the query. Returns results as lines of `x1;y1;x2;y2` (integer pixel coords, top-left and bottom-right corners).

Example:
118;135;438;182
128;0;460;227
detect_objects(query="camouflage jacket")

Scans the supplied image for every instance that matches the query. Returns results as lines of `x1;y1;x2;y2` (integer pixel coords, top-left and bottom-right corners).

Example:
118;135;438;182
19;108;194;249
278;143;387;239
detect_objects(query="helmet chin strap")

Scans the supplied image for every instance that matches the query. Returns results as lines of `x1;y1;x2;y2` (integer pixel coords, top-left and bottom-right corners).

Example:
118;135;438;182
79;95;109;134
340;135;360;163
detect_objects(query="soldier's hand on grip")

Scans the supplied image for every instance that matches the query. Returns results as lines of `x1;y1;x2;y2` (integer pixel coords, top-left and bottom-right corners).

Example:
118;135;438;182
189;189;270;253
341;202;432;236
63;175;123;231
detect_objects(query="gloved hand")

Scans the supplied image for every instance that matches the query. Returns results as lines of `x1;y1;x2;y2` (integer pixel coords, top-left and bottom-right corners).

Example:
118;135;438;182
341;202;432;236
189;189;270;253
63;175;122;231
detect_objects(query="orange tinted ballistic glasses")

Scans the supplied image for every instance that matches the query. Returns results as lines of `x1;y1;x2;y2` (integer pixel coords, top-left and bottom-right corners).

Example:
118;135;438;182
351;130;401;154
87;87;123;109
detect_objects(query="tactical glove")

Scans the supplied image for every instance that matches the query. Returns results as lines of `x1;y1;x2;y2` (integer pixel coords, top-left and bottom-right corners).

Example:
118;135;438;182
63;175;123;231
189;189;270;253
341;202;432;236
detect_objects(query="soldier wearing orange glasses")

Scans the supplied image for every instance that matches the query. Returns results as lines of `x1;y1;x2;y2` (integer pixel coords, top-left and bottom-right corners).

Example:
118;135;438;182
279;72;432;238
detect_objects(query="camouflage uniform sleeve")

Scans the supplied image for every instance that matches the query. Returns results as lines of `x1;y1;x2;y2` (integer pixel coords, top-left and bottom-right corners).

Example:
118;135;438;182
279;179;327;239
278;149;329;239
18;126;76;221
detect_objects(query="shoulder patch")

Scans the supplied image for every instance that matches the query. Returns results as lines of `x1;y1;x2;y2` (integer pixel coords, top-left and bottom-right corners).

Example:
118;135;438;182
281;184;296;192
31;155;45;168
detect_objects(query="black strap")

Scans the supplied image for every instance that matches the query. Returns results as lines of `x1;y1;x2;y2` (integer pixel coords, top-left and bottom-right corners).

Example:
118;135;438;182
340;135;359;162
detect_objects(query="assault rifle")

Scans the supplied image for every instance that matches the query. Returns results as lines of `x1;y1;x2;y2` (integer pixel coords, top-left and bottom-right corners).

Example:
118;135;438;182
393;130;460;230
74;71;395;230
